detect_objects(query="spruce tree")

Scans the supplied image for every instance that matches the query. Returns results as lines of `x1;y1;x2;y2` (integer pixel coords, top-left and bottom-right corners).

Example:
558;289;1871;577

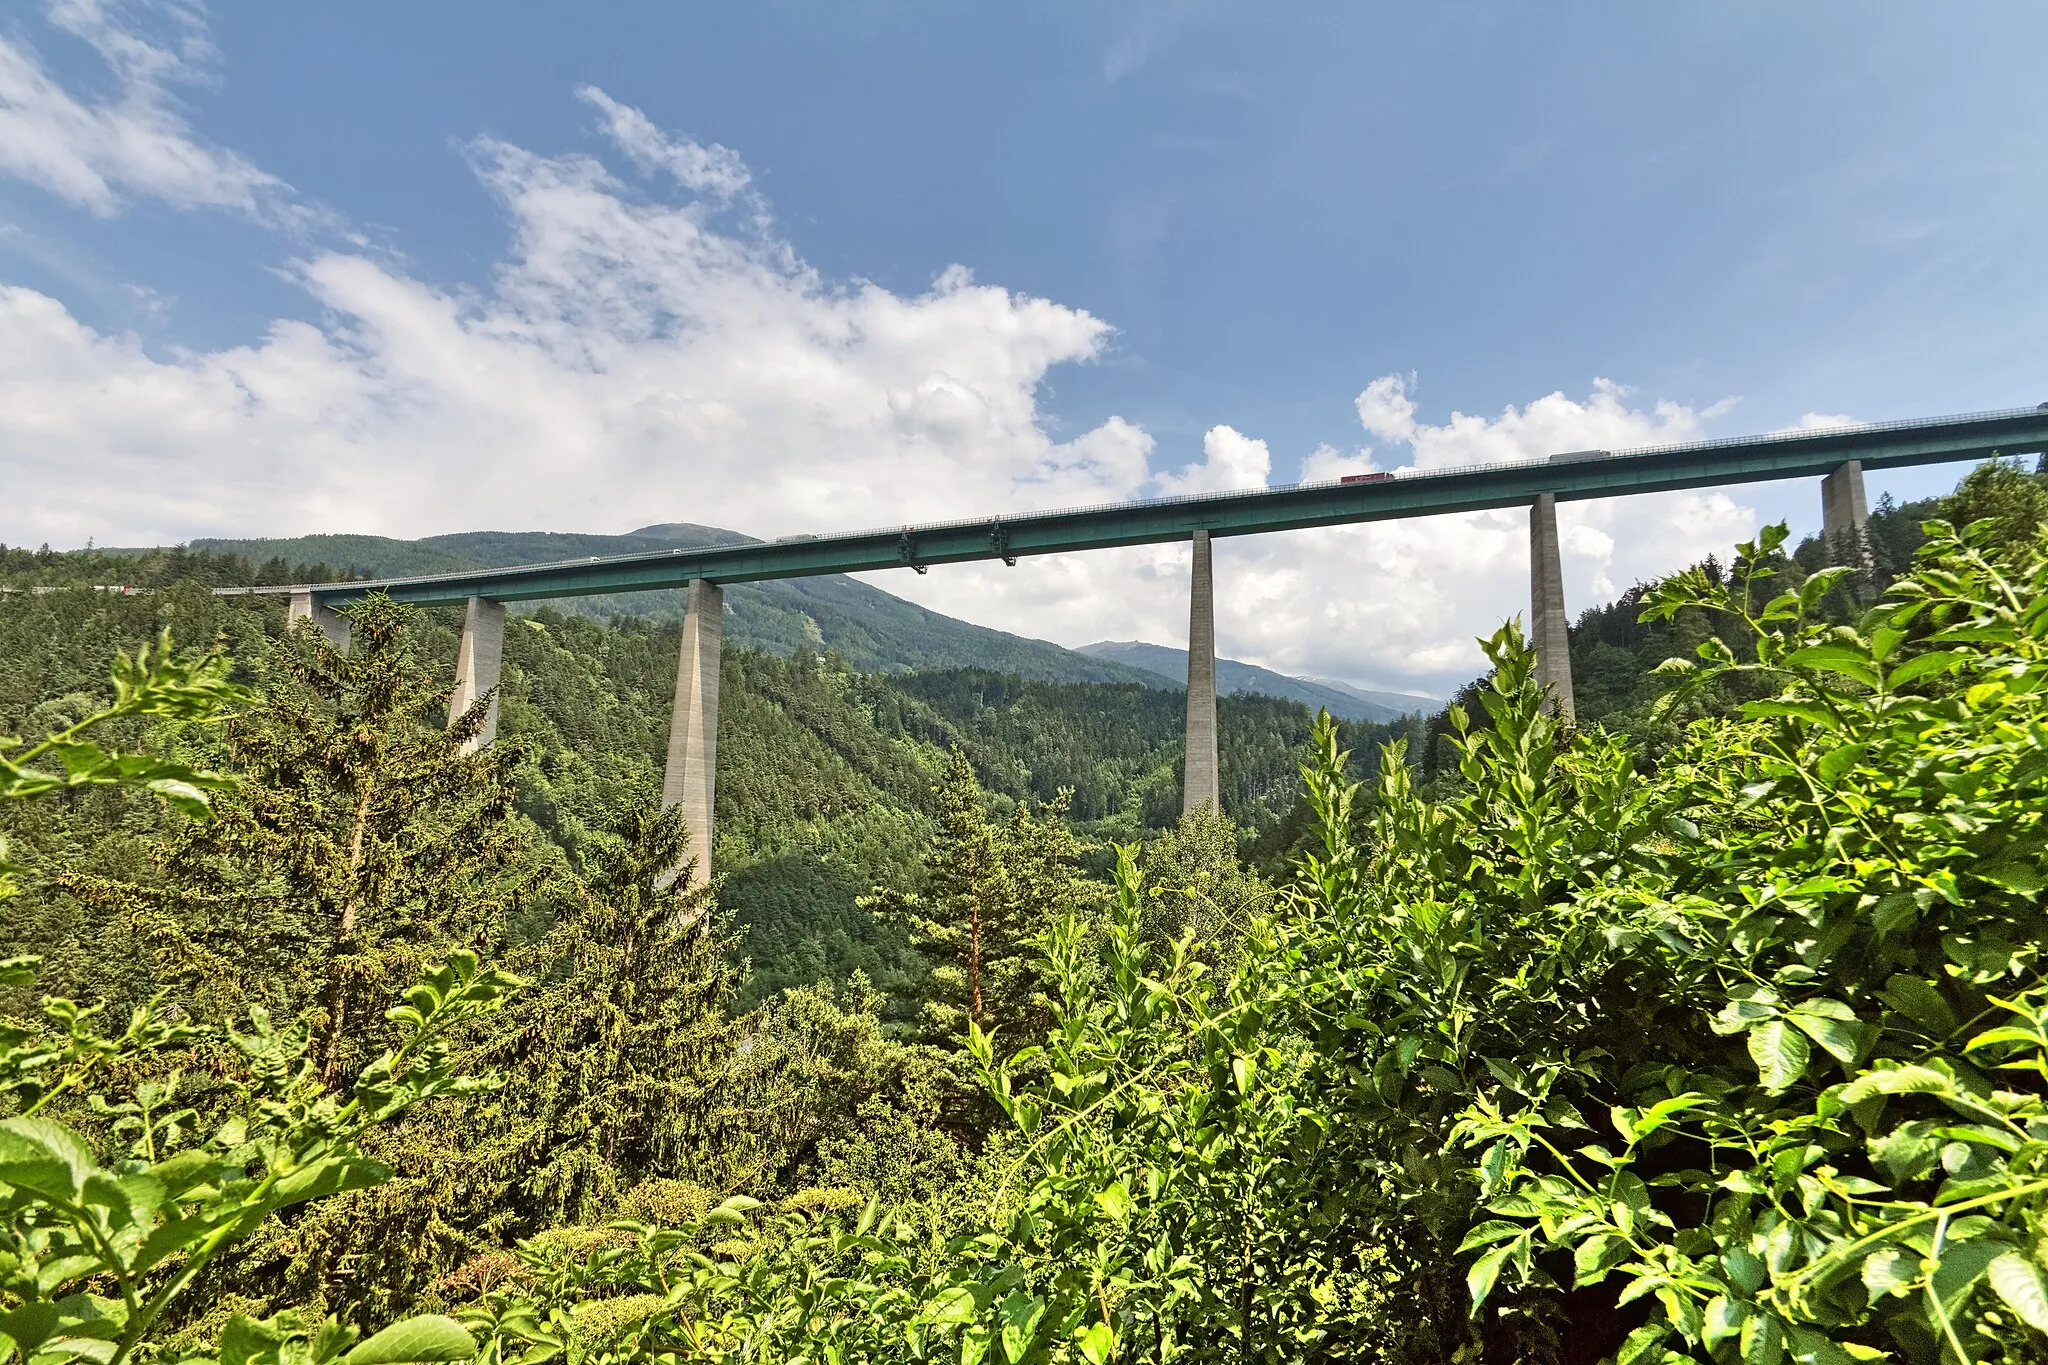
64;595;537;1086
454;798;739;1229
873;747;1096;1049
1139;805;1270;960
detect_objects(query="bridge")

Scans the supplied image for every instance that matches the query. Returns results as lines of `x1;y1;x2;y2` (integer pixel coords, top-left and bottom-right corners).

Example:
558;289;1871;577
223;403;2048;885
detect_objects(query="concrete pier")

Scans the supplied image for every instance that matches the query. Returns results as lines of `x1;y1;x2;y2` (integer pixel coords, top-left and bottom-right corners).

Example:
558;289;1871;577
1184;530;1220;813
1821;460;1871;566
1529;494;1575;721
448;596;506;754
661;579;724;888
287;591;350;652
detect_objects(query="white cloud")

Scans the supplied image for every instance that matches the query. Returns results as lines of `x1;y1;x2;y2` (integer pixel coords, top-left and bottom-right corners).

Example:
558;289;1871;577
887;377;1758;694
1791;411;1863;431
575;86;752;202
1354;373;1417;444
0;0;292;220
1155;424;1269;496
0;25;1770;697
0;86;1141;551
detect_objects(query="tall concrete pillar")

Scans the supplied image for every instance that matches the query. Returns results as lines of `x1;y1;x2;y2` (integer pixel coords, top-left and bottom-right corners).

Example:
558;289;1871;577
287;590;350;652
1529;494;1575;722
1821;460;1872;565
661;579;724;888
448;596;506;754
1184;531;1220;813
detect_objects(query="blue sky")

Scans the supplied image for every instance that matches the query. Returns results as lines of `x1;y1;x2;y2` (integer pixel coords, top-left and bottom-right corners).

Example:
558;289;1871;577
3;2;2045;693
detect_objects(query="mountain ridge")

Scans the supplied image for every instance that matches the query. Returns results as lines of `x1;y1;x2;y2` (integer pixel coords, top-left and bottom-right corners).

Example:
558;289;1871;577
1076;641;1438;723
181;525;1159;688
179;525;1446;716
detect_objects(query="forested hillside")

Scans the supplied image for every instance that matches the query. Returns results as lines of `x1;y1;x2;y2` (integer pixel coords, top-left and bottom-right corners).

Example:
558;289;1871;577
0;566;1407;1014
6;456;2048;1364
176;523;1170;684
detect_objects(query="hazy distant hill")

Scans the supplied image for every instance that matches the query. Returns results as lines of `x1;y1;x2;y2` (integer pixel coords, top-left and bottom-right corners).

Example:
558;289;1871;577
189;525;1164;685
1077;641;1438;724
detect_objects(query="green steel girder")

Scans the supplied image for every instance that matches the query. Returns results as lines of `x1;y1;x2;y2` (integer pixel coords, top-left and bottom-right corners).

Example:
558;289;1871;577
297;405;2048;609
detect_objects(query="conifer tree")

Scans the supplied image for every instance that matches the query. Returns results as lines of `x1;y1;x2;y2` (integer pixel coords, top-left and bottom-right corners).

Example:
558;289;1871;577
1139;805;1270;959
65;595;536;1086
873;747;1096;1049
453;798;738;1229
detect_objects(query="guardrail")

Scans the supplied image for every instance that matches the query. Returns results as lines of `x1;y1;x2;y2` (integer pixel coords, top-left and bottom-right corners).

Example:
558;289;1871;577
214;404;2048;609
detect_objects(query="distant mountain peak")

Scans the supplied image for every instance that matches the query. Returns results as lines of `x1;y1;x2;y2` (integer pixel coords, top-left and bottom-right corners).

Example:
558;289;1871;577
1076;641;1439;724
625;523;764;546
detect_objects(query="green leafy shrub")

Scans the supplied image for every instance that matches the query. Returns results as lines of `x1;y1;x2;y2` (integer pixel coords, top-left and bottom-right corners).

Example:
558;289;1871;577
1459;521;2048;1362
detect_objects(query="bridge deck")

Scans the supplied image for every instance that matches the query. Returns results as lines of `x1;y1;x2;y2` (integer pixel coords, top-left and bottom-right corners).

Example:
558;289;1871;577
233;405;2048;609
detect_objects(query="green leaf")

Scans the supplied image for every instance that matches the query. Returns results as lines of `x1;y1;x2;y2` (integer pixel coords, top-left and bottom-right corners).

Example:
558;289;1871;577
1748;1020;1810;1093
265;1155;389;1212
1929;1237;2007;1324
1786;1324;1870;1365
1742;700;1838;728
1457;1220;1525;1254
0;1116;96;1201
1784;645;1881;690
0;1303;59;1357
1740;1310;1785;1365
1988;1251;2048;1331
1702;1296;1751;1348
134;1214;221;1276
1977;862;2047;896
340;1316;476;1365
1861;1246;1917;1304
1760;591;1802;623
1723;1247;1766;1295
144;777;216;819
1838;1064;1954;1105
51;1293;121;1343
1787;1004;1863;1066
1076;1322;1114;1365
1467;1243;1514;1310
1879;975;1957;1038
1887;650;1968;688
145;1149;222;1199
1816;744;1867;783
1615;1322;1668;1365
996;1293;1043;1365
219;1314;287;1365
925;1288;978;1329
1574;1233;1626;1287
1798;566;1852;612
310;1319;359;1365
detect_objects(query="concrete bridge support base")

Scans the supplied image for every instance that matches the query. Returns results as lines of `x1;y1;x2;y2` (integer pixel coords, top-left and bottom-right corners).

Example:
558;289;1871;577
287;591;351;652
448;596;506;754
662;579;724;888
1530;494;1575;722
1184;530;1220;814
1822;460;1871;566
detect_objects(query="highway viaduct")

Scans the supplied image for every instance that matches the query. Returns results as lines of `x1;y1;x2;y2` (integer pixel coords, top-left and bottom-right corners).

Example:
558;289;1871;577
219;404;2048;886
